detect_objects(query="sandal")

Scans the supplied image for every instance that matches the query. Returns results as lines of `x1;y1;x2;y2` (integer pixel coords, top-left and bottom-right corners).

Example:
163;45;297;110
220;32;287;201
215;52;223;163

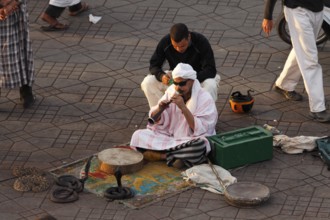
69;2;89;16
40;23;69;32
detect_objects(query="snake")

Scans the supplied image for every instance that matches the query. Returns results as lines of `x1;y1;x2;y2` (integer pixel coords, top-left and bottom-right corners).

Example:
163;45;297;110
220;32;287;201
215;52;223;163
12;166;50;193
103;167;134;201
49;155;93;203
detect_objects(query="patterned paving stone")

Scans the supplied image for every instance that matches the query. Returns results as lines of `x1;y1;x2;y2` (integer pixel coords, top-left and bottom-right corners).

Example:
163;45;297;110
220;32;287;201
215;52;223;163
1;0;330;219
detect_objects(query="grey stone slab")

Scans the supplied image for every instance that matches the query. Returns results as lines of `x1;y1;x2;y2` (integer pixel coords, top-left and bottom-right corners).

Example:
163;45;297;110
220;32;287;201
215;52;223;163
237;208;269;219
12;196;44;210
57;105;85;117
295;165;324;177
45;205;80;219
313;186;330;198
170;207;202;219
284;184;315;197
44;148;73;160
199;198;229;212
40;96;69;107
29;150;57;162
0;0;330;219
125;210;157;220
0;213;21;220
113;78;139;89
30;127;61;139
11;141;39;153
207;205;238;218
275;179;307;191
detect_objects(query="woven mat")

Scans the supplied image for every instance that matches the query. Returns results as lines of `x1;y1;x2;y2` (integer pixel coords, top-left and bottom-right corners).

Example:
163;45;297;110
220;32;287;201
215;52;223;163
49;155;193;209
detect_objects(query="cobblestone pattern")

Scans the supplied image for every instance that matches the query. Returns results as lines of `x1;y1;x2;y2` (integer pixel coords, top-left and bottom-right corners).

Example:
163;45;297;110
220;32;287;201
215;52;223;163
1;0;330;219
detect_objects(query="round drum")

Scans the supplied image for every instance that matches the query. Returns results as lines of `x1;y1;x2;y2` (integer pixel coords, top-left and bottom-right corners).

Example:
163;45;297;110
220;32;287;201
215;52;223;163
224;182;270;208
98;148;144;175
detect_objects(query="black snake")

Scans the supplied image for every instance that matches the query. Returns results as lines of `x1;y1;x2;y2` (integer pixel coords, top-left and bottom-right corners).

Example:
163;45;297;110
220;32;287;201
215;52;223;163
49;155;93;203
103;167;134;201
49;155;135;202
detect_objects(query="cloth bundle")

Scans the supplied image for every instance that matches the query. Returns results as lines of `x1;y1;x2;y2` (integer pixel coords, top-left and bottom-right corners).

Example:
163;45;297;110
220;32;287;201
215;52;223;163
273;134;324;154
181;163;237;194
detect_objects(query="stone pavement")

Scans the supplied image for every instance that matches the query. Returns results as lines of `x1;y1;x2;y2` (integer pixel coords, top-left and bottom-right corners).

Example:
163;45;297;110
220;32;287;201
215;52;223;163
1;0;330;219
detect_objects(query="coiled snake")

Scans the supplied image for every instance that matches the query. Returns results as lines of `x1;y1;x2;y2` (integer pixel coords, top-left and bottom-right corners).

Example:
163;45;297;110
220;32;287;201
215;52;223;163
12;167;50;192
103;167;134;200
49;155;135;202
49;155;93;203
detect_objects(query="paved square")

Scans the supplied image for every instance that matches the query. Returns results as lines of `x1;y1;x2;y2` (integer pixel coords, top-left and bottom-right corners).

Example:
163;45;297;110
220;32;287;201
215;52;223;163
1;0;330;219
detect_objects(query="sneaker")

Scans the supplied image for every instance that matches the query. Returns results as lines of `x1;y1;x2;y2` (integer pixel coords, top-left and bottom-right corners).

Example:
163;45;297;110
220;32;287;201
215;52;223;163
309;110;330;123
274;86;303;101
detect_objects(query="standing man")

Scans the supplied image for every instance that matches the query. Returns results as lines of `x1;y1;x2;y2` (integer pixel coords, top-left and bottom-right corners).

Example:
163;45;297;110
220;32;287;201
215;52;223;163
0;0;35;108
262;0;330;122
142;23;220;108
131;63;218;168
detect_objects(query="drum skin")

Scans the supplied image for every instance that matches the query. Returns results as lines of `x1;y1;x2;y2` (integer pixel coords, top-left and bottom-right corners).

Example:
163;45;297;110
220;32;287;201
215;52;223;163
224;182;270;208
98;148;144;175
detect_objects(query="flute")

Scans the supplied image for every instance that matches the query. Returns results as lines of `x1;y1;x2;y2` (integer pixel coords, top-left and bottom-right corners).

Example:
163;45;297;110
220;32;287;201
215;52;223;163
148;91;178;124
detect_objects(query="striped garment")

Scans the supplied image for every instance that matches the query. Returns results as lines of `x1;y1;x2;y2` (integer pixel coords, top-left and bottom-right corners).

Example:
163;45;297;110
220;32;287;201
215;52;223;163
0;0;34;88
166;138;208;167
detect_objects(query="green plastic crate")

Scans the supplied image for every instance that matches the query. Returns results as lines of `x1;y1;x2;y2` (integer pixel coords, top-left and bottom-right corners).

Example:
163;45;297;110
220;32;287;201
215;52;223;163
207;126;273;169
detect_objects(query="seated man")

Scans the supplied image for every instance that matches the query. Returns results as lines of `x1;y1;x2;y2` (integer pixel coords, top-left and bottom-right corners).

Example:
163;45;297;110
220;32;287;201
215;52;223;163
142;23;220;108
130;63;218;168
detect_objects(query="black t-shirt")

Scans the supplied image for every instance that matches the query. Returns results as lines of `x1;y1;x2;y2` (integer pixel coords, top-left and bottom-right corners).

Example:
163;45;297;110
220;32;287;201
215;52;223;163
264;0;324;20
286;0;323;11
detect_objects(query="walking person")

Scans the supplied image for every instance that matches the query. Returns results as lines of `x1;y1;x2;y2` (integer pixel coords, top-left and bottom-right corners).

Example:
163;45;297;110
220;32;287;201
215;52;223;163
0;0;36;108
262;0;330;122
40;0;88;31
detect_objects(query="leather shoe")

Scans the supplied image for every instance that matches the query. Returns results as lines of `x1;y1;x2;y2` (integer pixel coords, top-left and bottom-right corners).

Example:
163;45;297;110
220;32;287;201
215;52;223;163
273;85;303;101
309;110;330;123
19;85;36;108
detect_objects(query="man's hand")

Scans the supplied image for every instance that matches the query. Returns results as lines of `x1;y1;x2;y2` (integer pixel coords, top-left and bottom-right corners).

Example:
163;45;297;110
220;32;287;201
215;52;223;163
0;0;20;21
262;19;273;37
161;73;171;85
0;8;6;20
171;93;195;130
170;93;185;110
158;99;171;110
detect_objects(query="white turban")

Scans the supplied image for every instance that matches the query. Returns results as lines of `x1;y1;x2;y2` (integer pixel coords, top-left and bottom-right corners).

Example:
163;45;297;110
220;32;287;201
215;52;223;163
172;63;197;80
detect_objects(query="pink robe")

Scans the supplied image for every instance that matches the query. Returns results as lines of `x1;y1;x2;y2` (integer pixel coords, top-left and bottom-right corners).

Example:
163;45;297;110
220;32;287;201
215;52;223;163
130;80;218;153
